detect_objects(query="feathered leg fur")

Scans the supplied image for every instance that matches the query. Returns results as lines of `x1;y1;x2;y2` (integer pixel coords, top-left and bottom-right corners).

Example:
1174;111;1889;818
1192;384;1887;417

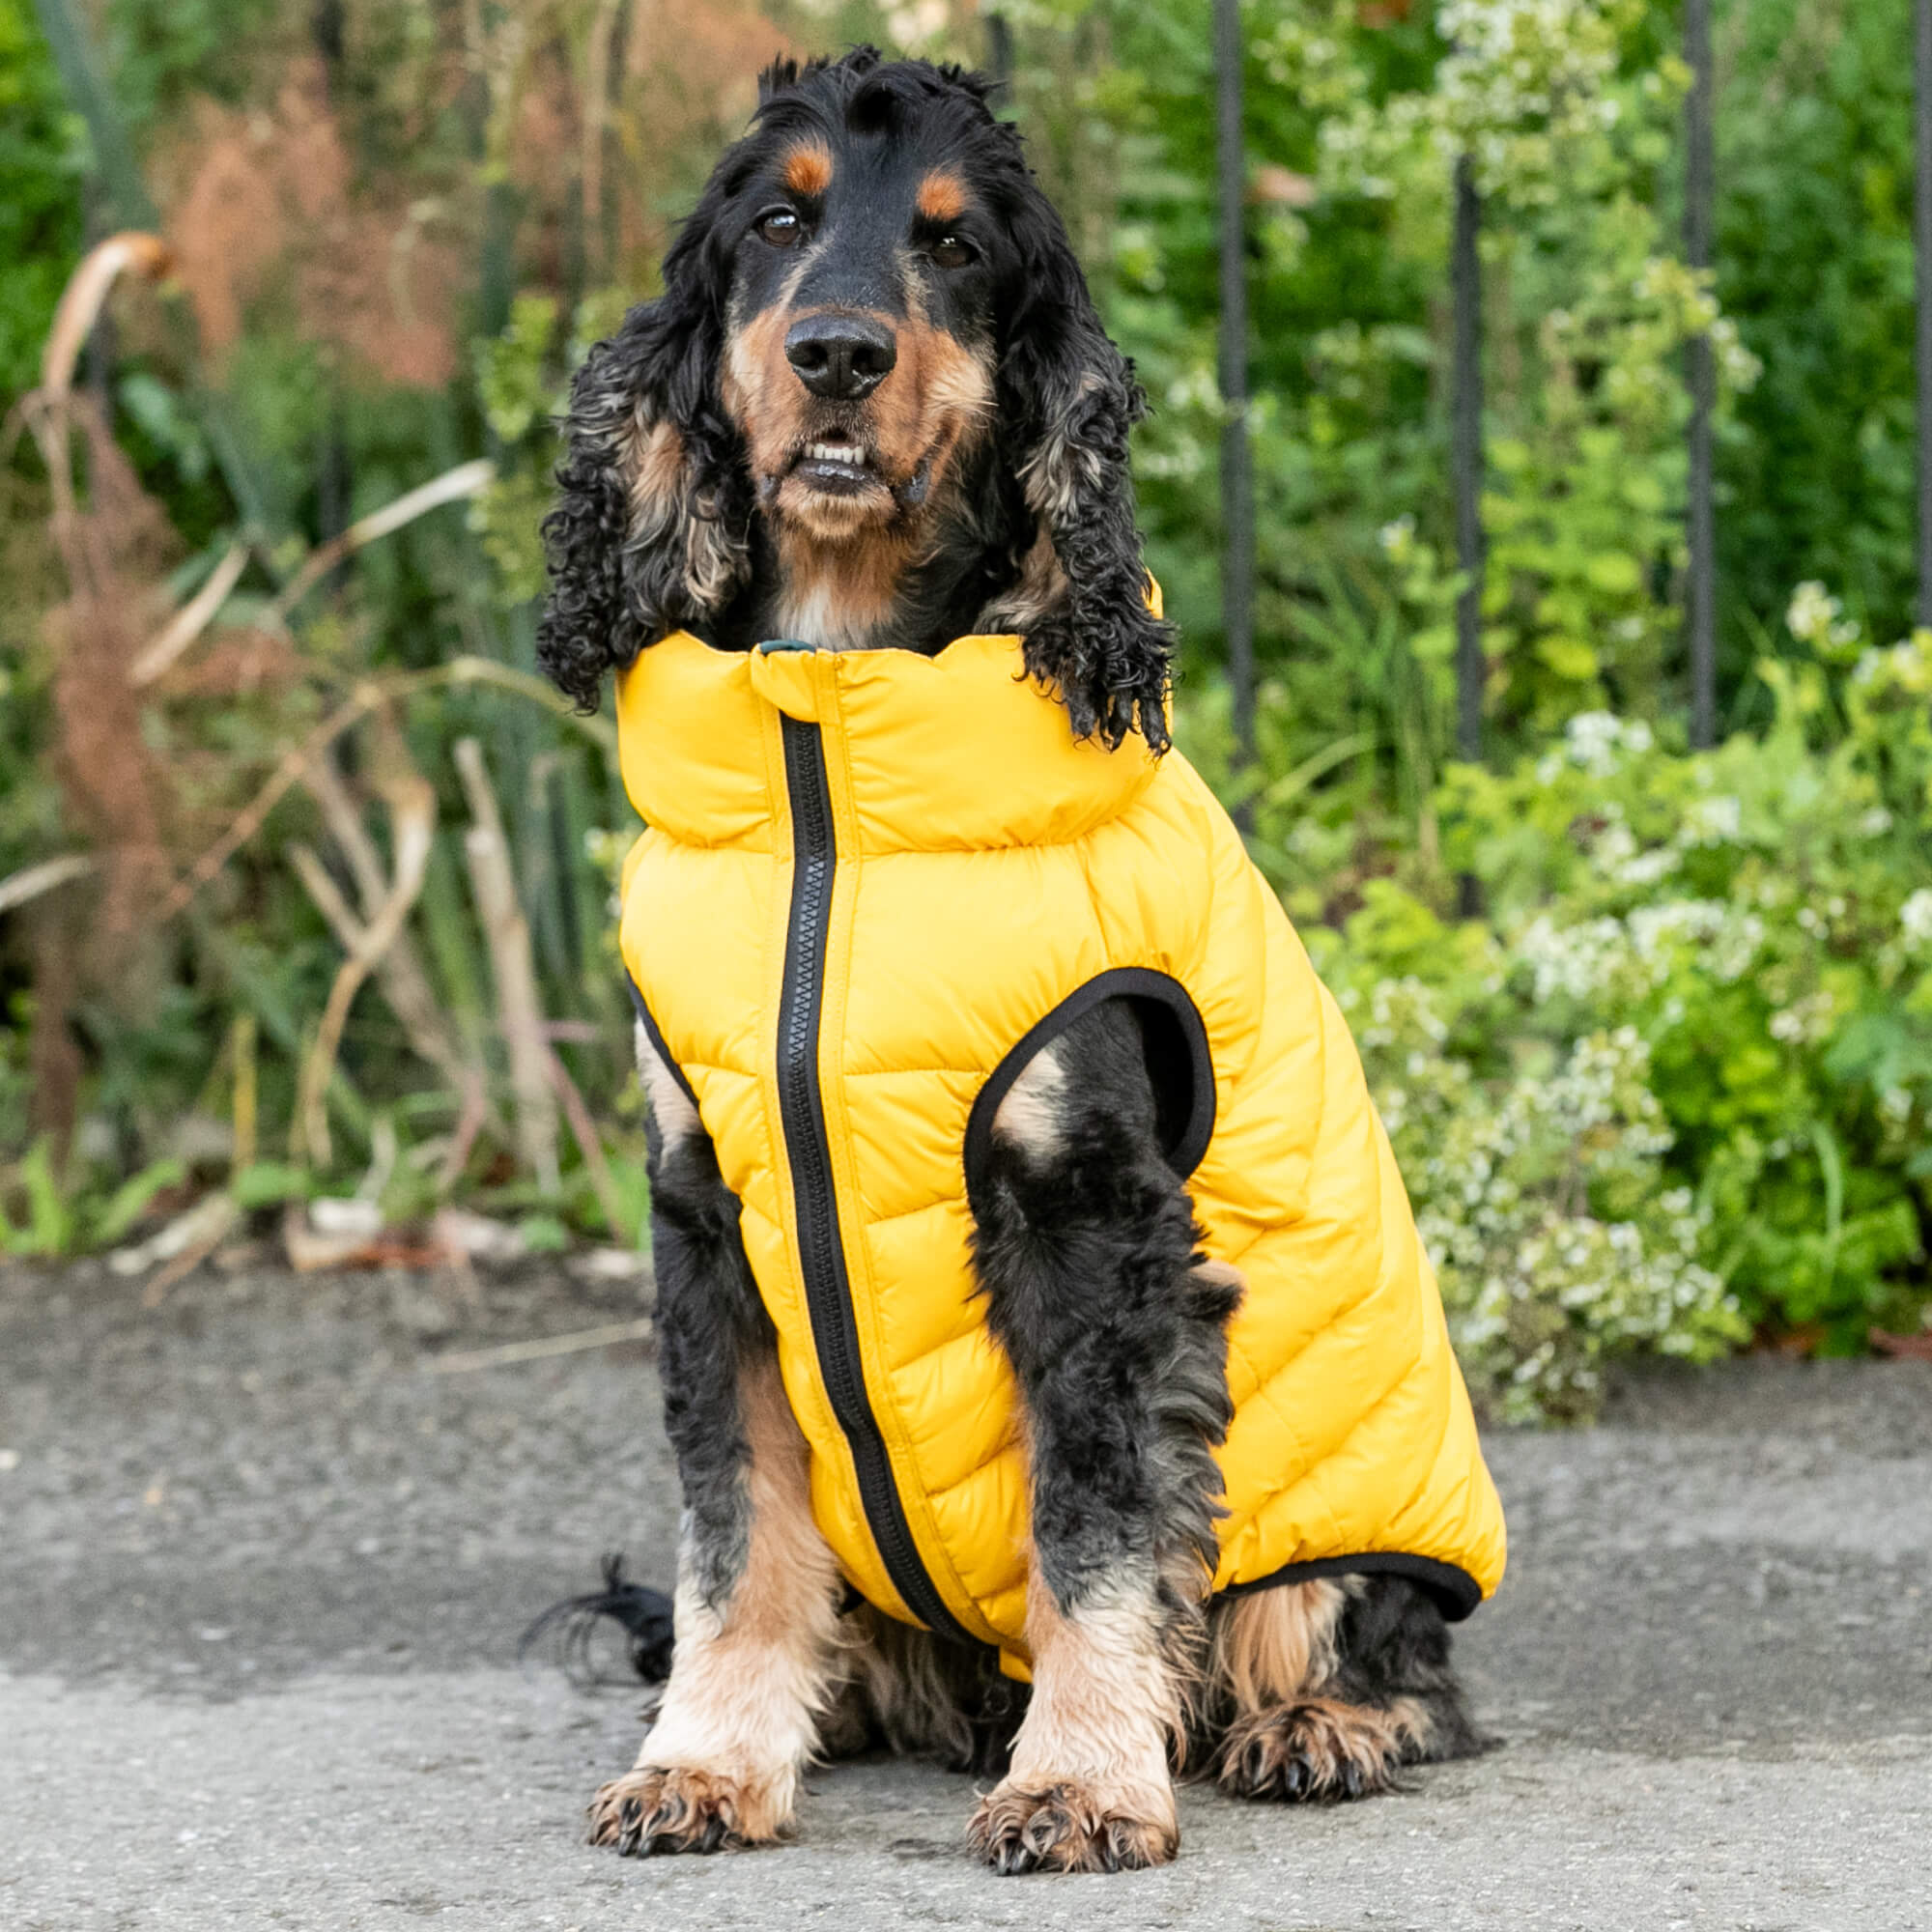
964;998;1239;1873
585;1028;845;1856
1207;1577;1484;1802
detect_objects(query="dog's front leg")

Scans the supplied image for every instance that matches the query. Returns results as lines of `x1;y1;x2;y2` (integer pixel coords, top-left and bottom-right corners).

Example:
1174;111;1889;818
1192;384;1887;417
587;1030;845;1856
965;1000;1239;1873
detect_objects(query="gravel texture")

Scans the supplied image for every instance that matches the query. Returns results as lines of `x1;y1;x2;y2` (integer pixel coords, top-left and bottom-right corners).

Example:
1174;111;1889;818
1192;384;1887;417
2;1259;1928;1930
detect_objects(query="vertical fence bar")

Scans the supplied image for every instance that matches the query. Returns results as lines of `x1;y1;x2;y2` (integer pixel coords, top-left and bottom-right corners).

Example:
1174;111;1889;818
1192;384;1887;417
1918;0;1932;626
1685;0;1718;748
1451;152;1485;768
985;9;1014;89
1214;0;1256;814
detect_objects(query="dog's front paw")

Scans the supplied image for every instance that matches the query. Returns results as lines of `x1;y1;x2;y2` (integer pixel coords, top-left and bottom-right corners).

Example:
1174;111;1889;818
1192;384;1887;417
1218;1697;1403;1804
968;1777;1177;1874
586;1765;789;1856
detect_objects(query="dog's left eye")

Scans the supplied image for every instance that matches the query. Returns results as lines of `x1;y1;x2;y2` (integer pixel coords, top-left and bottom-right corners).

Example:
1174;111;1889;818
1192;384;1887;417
756;210;803;248
929;234;975;270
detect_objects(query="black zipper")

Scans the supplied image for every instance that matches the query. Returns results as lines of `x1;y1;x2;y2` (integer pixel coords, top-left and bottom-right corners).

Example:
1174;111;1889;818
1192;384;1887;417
775;713;975;1645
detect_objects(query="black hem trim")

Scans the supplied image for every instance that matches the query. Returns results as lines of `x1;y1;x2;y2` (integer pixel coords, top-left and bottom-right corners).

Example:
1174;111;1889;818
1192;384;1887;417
1219;1552;1485;1624
963;967;1216;1207
625;976;701;1115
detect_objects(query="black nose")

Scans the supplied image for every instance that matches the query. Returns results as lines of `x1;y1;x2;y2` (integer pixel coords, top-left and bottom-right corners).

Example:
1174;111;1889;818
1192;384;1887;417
783;314;897;401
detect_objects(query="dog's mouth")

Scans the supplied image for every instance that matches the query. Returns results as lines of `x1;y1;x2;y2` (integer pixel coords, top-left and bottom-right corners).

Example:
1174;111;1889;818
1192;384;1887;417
788;434;882;496
777;432;934;516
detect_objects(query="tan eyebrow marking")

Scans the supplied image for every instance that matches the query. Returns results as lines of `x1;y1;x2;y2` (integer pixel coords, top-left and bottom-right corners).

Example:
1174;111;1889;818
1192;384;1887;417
916;168;970;223
781;142;833;196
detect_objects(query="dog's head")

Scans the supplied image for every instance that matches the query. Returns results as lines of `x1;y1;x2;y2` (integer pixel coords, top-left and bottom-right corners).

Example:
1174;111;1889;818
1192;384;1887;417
538;47;1172;752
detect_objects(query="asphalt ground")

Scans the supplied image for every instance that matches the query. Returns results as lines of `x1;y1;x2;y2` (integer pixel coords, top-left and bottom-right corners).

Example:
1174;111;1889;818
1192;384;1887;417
2;1258;1928;1930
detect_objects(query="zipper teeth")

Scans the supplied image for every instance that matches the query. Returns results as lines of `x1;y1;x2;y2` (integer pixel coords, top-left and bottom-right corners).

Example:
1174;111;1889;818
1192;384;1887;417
777;715;971;1645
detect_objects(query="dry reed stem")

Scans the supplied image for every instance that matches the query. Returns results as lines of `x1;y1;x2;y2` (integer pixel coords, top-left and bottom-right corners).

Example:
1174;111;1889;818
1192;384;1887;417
455;737;561;1195
297;777;436;1169
437;1070;491;1194
154;657;612;926
138;1195;241;1309
0;854;99;917
232;1012;258;1171
41;234;174;400
423;1318;654;1375
267;460;495;625
548;1048;629;1240
128;540;252;687
287;839;476;1100
298;753;476;1093
32;234;174;527
580;0;623;257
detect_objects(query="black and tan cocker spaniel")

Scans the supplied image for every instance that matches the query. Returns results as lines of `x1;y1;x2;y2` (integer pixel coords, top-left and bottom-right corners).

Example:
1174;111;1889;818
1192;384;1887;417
537;47;1499;1875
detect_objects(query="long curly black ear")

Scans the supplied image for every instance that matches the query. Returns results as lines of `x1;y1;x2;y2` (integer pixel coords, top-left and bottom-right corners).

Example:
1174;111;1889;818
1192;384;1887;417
537;201;753;711
986;178;1173;753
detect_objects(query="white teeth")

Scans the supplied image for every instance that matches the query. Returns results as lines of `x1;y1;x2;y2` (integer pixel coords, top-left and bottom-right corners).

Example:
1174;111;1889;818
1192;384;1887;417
805;440;865;464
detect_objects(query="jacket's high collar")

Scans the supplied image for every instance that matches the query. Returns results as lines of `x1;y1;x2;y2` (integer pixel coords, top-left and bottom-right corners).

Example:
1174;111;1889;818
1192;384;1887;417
615;630;1164;855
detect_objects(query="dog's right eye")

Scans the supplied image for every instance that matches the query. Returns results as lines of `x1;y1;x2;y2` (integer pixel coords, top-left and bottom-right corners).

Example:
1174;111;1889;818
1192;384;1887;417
756;210;803;248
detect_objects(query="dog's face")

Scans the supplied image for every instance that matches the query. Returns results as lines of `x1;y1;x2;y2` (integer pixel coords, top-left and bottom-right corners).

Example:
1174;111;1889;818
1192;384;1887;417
720;124;996;549
538;48;1174;752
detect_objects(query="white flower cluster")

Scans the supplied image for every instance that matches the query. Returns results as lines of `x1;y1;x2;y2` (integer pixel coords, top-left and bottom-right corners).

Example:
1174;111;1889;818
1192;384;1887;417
1540;708;1655;779
1850;631;1932;693
1767;988;1838;1046
1577;808;1683;887
1515;897;1762;1006
1395;1025;1741;1422
1902;889;1932;952
1427;0;1632;199
1678;792;1742;847
1786;581;1862;656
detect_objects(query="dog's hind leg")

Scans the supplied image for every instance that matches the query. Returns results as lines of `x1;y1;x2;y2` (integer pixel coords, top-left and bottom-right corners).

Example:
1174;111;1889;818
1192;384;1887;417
586;1028;844;1857
1209;1576;1483;1804
964;1000;1239;1874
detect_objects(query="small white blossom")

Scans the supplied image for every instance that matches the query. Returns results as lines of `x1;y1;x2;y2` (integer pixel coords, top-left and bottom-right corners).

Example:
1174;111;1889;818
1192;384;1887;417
1768;990;1836;1045
1786;581;1861;655
1902;889;1932;952
1379;514;1417;560
1559;710;1650;777
1679;794;1742;846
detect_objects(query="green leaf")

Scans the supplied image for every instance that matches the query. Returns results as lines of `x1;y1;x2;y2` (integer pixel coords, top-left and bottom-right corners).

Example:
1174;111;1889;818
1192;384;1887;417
1583;553;1642;595
1535;635;1599;681
518;1212;570;1254
1;1139;73;1256
233;1162;314;1209
92;1156;186;1245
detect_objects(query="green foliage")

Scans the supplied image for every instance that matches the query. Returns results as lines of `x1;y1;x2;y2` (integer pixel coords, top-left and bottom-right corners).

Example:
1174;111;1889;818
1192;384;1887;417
5;0;1928;1412
472;293;569;607
0;1140;75;1256
1302;621;1932;1413
1077;0;1759;825
1717;0;1921;665
0;0;84;404
93;1156;187;1244
100;0;280;134
231;1161;314;1209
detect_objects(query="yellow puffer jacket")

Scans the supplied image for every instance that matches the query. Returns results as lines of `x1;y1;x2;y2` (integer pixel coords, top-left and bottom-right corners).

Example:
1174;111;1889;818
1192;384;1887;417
616;626;1506;1675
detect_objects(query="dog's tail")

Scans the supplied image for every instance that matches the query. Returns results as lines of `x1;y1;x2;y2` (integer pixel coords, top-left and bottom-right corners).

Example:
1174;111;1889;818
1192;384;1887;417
518;1552;674;1687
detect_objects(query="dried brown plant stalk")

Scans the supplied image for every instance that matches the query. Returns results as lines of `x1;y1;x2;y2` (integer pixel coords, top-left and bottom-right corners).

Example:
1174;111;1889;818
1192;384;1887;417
298;750;477;1096
295;777;436;1168
454;738;562;1196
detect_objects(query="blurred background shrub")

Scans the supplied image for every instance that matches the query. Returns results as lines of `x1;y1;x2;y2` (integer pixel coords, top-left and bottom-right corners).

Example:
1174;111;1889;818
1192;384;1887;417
1;0;1927;1415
